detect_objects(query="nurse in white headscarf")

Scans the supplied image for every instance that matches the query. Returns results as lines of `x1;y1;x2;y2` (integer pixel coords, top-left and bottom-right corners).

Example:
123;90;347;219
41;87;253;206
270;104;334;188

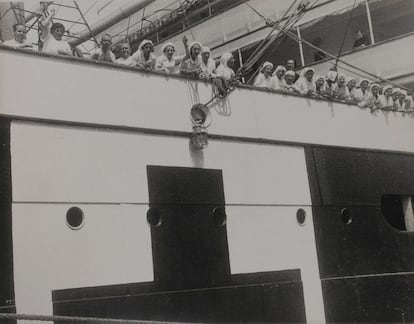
379;85;393;109
200;46;217;78
270;65;286;90
295;67;315;95
131;39;156;70
155;42;186;74
215;52;236;81
180;41;203;78
354;78;370;103
253;61;274;88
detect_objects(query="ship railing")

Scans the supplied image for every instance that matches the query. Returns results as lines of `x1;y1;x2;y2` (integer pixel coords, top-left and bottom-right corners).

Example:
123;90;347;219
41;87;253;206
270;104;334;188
0;44;412;115
0;312;202;323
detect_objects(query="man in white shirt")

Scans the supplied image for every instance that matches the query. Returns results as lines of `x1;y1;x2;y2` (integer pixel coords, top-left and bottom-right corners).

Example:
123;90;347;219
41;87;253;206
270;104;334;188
39;9;72;56
3;23;33;49
90;34;116;63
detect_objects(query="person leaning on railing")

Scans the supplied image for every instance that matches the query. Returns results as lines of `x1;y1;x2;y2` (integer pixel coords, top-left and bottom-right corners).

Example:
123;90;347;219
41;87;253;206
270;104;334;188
179;40;204;78
154;37;187;75
3;23;33;50
90;34;116;63
253;61;274;88
39;9;72;56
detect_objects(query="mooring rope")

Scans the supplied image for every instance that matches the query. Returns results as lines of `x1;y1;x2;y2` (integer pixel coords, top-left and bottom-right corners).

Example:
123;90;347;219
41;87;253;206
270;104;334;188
0;313;201;324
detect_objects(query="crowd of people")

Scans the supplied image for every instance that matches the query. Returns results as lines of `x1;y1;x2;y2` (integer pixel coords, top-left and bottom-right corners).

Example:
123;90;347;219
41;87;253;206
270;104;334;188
2;12;413;112
253;61;414;111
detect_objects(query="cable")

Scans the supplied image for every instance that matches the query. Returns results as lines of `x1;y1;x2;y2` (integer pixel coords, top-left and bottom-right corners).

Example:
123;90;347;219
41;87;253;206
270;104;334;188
335;0;357;66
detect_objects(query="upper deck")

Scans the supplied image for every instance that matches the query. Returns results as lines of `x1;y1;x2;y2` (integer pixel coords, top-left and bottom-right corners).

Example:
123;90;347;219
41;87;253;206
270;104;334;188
1;45;414;153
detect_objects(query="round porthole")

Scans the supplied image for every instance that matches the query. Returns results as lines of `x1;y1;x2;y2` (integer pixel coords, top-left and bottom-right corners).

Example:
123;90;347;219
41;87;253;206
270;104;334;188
213;207;226;227
296;208;306;225
341;208;352;225
147;208;162;227
66;207;84;230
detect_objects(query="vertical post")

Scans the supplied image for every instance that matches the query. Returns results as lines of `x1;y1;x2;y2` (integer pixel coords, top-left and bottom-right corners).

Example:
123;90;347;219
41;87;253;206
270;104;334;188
402;196;414;231
296;26;305;66
365;0;375;44
238;49;245;83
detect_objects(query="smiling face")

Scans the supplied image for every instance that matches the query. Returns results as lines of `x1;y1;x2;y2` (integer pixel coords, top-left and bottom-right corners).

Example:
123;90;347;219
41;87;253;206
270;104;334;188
190;44;201;59
263;65;273;77
101;35;112;50
348;79;356;89
142;43;153;56
371;86;379;96
361;81;369;90
120;44;130;58
276;69;285;79
305;70;314;82
164;45;175;59
14;24;26;43
51;25;65;41
285;74;294;85
316;78;325;88
286;60;295;70
338;75;346;87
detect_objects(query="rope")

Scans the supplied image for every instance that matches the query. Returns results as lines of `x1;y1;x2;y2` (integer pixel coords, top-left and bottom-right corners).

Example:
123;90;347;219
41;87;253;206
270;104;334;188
0;313;201;324
240;0;316;78
335;0;357;66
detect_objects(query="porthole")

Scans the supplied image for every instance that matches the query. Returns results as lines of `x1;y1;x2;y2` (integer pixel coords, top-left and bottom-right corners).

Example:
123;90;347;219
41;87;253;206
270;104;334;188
341;208;352;225
66;207;84;230
213;207;226;227
296;208;306;225
147;208;162;227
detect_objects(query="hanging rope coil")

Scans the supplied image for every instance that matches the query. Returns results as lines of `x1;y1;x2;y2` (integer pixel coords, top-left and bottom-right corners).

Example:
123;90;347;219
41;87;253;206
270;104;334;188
211;77;235;99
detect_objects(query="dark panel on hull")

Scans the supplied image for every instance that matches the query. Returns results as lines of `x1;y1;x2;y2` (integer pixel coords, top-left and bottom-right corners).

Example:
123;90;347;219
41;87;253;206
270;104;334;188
305;147;414;322
312;206;414;278
322;274;414;323
309;148;414;206
0;119;14;313
53;271;306;323
147;166;230;290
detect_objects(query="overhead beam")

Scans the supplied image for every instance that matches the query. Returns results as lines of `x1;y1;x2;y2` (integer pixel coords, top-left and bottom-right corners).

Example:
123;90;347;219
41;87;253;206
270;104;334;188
69;0;156;47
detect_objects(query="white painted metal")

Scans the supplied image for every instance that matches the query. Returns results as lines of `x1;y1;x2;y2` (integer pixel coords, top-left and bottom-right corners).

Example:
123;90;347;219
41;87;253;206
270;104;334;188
11;121;324;322
304;32;414;85
1;49;414;153
227;205;325;323
13;203;153;319
11;121;311;206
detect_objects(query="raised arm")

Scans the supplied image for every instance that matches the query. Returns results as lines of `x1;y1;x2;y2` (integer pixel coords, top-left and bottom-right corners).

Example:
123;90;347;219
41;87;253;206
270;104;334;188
39;9;55;39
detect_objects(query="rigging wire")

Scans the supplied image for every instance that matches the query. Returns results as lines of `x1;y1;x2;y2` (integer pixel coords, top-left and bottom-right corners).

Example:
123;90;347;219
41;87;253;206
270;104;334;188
335;0;357;66
246;2;411;91
240;0;318;80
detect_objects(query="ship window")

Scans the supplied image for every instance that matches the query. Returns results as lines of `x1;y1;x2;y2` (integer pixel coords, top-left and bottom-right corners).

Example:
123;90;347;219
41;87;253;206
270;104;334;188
369;0;414;43
382;195;414;232
147;207;162;227
341;208;352;225
296;208;306;225
66;207;84;230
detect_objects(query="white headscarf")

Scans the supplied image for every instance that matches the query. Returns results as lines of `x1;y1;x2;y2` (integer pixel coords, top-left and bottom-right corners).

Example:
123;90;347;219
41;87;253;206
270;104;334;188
301;67;315;78
201;46;210;54
161;42;175;53
261;61;273;72
138;39;153;51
